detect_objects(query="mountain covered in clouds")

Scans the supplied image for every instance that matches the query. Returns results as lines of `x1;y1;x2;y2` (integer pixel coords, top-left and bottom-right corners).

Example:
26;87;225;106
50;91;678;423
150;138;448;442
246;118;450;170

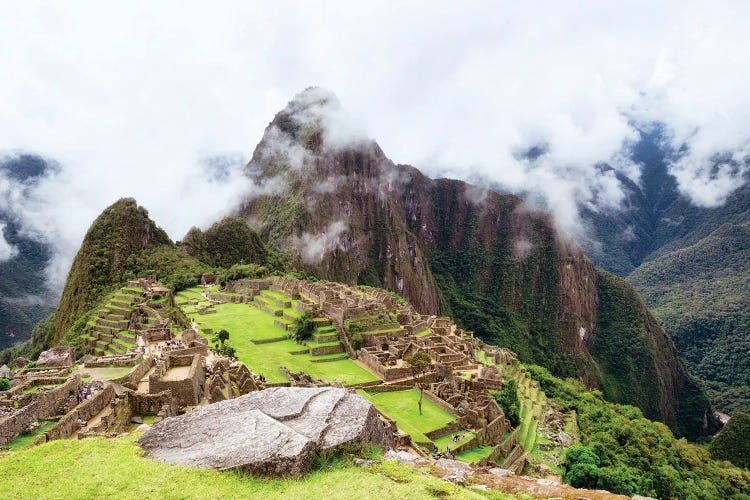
578;128;750;415
0;155;56;350
237;88;715;438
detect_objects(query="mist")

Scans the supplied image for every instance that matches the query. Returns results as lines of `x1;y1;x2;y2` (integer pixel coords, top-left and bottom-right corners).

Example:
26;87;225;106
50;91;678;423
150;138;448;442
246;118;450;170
2;1;750;293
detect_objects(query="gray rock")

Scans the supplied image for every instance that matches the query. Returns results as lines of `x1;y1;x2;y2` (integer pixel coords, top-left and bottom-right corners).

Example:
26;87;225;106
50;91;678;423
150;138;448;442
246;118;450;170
138;387;389;476
135;424;151;433
37;347;76;367
0;364;10;379
488;467;511;478
130;415;143;424
443;471;467;484
383;450;424;465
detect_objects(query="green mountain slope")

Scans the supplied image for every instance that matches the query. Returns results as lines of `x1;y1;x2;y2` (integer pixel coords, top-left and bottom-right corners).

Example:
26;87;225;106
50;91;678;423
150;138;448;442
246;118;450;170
51;198;172;345
628;222;750;414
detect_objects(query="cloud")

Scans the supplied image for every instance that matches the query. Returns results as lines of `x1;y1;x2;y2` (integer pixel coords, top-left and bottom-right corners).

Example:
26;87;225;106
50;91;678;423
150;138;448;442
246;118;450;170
292;220;348;264
0;1;749;287
0;223;17;262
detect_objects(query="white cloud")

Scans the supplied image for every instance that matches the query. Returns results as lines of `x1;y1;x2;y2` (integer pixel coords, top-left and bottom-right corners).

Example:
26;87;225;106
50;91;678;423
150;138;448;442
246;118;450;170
0;223;17;262
293;220;349;264
0;1;749;288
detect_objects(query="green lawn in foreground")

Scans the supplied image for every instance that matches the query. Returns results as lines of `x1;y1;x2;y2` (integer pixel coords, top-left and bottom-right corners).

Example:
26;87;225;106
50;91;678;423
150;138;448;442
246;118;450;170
0;435;502;500
3;421;54;451
358;390;456;443
179;298;377;386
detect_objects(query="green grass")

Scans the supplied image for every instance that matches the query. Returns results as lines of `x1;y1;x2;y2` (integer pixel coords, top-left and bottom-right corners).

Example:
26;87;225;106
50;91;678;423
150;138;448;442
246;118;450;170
415;328;431;337
0;435;503;500
455;445;494;464
3;421;54;451
358;390;456;444
80;366;134;381
432;431;475;452
176;289;377;386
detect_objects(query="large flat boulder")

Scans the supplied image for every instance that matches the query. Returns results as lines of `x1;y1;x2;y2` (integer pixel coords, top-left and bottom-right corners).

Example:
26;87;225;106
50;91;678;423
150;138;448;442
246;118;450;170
138;387;390;476
37;347;76;367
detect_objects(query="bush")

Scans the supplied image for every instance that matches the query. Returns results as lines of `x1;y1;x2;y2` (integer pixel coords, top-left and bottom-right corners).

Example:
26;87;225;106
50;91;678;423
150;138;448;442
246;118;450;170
351;332;363;351
0;378;10;391
566;463;600;489
709;412;750;469
490;379;521;427
293;313;316;343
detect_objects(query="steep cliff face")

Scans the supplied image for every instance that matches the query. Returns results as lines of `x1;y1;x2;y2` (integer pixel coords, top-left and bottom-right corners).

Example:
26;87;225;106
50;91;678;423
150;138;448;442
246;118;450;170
238;88;712;436
51;198;171;344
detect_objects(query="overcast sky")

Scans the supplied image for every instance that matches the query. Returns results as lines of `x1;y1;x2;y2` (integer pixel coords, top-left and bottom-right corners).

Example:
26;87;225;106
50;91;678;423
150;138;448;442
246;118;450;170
2;1;750;290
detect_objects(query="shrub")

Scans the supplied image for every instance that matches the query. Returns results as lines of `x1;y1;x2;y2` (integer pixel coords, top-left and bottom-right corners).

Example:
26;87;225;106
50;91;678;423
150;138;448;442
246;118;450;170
0;378;10;391
293;313;316;343
490;379;520;427
351;332;363;351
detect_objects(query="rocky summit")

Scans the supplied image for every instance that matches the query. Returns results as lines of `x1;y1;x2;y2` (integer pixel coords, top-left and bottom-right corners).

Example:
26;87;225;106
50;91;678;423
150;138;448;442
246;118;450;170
138;387;391;476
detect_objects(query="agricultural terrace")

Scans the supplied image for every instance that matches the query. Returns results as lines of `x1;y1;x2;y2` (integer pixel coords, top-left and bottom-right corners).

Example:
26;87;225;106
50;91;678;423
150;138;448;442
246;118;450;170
175;287;378;385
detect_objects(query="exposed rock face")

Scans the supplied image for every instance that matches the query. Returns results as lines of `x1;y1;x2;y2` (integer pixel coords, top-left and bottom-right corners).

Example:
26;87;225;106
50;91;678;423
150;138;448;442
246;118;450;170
138;387;390;476
0;364;10;379
37;346;76;367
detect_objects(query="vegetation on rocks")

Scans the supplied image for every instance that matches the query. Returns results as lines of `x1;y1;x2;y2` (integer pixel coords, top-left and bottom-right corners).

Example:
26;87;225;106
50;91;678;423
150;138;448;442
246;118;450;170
491;379;520;427
628;222;750;415
528;364;750;498
51;198;171;346
709;412;750;469
180;217;268;268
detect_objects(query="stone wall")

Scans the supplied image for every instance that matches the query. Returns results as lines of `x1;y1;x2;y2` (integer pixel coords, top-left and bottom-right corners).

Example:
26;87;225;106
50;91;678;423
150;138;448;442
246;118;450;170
113;357;155;390
46;384;116;441
17;373;82;419
128;390;176;418
149;354;204;408
0;401;38;445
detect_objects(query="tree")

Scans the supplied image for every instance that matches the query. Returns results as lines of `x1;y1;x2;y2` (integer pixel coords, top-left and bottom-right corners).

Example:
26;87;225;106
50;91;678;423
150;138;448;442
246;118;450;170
0;377;10;391
491;379;520;427
564;445;601;488
213;329;230;350
293;312;316;343
405;351;432;415
709;412;750;469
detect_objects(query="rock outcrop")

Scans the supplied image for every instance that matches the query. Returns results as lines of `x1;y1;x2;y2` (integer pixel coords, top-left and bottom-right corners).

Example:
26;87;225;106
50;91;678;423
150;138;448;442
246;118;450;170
37;347;76;367
138;387;391;476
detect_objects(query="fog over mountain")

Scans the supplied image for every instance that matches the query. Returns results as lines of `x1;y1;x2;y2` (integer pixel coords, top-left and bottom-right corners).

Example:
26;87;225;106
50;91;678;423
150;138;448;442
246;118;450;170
2;1;750;294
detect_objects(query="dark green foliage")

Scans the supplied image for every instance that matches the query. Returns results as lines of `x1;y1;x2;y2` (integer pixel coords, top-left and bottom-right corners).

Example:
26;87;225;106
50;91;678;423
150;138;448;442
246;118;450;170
490;379;520;427
351;332;363;351
0;378;10;391
565;462;600;489
593;270;717;439
293;312;315;343
629;222;750;415
527;364;750;497
180;217;267;268
124;246;209;292
52;198;171;345
710;412;750;469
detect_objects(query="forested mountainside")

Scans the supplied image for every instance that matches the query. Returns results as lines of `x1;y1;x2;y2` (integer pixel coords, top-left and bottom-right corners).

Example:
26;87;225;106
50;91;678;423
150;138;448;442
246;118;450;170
629;222;750;414
0;155;56;350
238;89;715;438
578;127;750;415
